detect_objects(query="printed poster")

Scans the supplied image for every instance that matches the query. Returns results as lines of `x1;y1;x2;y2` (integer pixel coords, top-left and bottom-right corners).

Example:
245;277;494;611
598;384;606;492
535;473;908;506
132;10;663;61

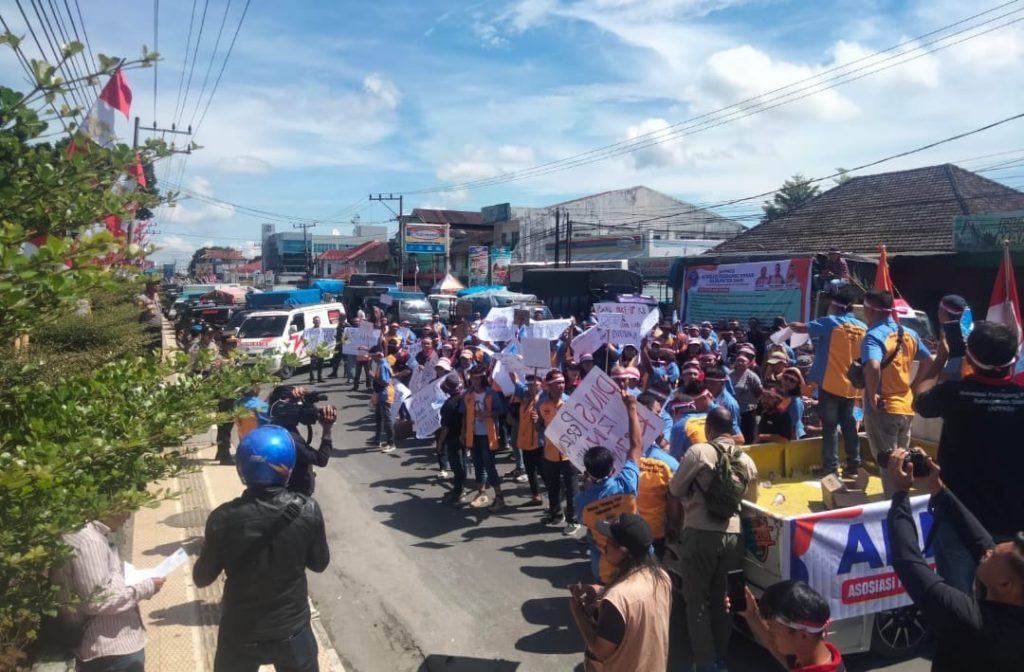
682;258;813;325
468;246;490;286
491;247;512;285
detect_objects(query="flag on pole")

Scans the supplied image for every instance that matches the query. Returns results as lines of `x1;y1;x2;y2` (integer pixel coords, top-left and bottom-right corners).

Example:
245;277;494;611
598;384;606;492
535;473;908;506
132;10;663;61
874;244;913;319
79;69;132;148
986;241;1023;380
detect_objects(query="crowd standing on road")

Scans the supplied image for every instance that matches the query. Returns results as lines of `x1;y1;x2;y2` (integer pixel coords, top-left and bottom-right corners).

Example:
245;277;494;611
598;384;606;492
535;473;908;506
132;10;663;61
53;265;1024;672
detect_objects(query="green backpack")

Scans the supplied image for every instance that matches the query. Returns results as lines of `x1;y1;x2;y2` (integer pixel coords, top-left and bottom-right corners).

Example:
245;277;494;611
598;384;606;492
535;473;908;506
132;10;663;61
696;439;751;522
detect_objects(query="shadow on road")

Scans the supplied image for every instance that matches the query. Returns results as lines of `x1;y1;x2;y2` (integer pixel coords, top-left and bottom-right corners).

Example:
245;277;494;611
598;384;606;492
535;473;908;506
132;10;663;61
418;654;520;671
373;493;480;539
500;537;586;562
515;596;583;656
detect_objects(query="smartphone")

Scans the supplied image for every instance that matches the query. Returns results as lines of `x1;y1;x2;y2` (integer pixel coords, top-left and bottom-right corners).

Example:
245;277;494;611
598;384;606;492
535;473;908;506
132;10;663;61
941;321;966;358
727;569;747;613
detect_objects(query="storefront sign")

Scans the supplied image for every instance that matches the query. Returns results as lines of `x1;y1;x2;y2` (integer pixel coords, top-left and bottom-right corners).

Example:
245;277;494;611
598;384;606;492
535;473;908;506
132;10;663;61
953;211;1024;252
405;223;448;254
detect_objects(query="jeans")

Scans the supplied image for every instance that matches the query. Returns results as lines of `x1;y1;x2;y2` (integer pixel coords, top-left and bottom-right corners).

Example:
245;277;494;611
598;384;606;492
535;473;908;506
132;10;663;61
472;435;501;491
351;360;372;390
678;528;742;668
373;399;394;445
512;447;525;471
78;650;145;672
214;623;318;672
932;518;978;595
445;440;467;497
739;409;757;445
308;356;324;383
817;390;861;471
542;458;577;522
522;449;542;497
864;410;912;495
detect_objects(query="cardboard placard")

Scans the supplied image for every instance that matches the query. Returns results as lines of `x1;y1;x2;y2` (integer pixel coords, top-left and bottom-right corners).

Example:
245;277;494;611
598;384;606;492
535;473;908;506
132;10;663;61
594;303;658;345
542;367;663;474
390;381;412;423
408;377;448;439
571;326;607;357
525;318;572;341
478;307;516;343
521;337;553;370
342;327;381;355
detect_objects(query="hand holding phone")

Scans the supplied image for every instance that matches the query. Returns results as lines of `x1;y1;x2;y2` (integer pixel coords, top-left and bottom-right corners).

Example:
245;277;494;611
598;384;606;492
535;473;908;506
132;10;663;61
727;569;747;613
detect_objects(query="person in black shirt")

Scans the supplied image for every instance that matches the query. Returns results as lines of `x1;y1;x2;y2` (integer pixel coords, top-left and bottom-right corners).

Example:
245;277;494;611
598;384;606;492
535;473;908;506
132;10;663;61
756;381;793;443
194;426;330;672
267;386;337;497
886;449;1024;672
913;321;1024;593
438;374;467;505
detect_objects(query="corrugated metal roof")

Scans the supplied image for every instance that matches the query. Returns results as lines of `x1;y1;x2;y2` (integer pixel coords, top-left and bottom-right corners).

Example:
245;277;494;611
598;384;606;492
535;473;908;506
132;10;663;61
411;208;483;225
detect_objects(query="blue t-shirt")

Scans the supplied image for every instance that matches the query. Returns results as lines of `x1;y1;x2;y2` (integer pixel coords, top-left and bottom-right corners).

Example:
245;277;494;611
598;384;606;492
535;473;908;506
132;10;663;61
862;317;930;415
805;314;868;397
376;359;393;402
643;445;680;472
575;459;640;580
669;411;707;458
240;396;270;424
659;407;673;439
711;390;743;436
651;362;680;387
786;395;806;439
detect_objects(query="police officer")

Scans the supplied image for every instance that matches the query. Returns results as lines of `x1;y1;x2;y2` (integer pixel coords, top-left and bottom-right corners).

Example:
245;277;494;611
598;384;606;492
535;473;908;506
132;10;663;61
193;426;330;671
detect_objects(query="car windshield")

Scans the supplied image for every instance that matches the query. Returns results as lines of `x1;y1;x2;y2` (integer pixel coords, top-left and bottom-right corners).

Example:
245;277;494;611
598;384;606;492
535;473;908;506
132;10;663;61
225;311;250;331
238;315;288;338
401;300;431;312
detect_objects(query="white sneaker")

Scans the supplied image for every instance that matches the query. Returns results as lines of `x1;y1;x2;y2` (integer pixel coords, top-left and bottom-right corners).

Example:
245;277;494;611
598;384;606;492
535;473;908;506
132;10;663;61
513;473;528;483
438;469;452;479
381;444;396;454
562;522;582;536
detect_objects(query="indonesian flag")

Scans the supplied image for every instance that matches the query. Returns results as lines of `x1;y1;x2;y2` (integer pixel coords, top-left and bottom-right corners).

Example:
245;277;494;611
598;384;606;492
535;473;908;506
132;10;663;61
79;69;132;148
874;245;913;319
986;242;1023;381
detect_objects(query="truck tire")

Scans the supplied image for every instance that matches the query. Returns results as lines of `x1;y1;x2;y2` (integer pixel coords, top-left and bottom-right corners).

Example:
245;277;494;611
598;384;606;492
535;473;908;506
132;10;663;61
869;606;929;659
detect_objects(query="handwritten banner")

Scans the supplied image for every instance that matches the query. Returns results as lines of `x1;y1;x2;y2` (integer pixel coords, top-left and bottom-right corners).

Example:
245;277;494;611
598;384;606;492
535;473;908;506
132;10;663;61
342;327;380;355
594;303;658;345
524;318;572;341
408;377;449;438
478;306;516;343
543;368;662;474
571;326;607;357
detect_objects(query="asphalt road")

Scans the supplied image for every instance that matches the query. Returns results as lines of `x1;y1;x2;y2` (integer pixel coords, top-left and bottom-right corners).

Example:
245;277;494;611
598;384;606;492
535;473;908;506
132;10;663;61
288;374;931;672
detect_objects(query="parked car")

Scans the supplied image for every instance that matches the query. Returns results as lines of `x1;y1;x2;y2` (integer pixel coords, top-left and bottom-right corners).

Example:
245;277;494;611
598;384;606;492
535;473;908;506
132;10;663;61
388;298;434;328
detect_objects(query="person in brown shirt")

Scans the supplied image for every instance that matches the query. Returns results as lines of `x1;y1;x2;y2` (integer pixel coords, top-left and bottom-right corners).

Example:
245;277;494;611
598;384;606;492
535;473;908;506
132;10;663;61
569;513;671;672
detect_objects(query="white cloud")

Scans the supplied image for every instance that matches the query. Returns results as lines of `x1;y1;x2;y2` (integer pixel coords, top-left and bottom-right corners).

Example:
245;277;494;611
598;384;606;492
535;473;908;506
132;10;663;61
217;155;273;175
625;118;685;169
187;176;215;197
472;20;509;48
436;144;536;182
363;73;401;110
830;40;939;88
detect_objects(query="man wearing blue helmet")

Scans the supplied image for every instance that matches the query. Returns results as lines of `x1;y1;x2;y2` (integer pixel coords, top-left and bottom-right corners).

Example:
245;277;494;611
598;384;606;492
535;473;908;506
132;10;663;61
194;425;330;672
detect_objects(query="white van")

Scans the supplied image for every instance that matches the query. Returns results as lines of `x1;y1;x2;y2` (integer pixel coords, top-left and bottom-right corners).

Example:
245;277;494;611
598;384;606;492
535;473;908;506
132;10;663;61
235;303;345;377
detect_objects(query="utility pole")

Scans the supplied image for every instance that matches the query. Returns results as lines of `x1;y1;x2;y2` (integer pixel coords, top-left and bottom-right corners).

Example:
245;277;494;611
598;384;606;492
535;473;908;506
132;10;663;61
566;213;572;267
554;209;561;268
369;193;404;286
293;221;317;285
130;117;192;246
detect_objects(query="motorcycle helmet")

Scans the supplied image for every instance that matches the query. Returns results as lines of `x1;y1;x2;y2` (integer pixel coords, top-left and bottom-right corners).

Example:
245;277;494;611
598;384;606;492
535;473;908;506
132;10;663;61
236;425;295;486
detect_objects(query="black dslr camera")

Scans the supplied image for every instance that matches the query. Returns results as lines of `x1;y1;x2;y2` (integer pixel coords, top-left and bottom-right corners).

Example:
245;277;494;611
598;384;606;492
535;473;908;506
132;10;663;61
268;385;329;429
877;448;932;477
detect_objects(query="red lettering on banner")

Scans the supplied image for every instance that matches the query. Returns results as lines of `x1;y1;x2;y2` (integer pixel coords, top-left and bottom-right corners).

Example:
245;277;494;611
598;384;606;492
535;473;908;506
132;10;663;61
841;563;936;604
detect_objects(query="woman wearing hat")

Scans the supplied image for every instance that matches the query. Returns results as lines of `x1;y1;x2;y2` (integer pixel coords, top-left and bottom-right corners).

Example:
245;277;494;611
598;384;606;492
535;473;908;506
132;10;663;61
780;367;807;440
568;513;671;672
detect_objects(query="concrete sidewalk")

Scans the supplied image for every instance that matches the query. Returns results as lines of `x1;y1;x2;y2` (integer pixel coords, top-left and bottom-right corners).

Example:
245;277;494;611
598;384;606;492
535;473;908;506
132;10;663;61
130;434;345;672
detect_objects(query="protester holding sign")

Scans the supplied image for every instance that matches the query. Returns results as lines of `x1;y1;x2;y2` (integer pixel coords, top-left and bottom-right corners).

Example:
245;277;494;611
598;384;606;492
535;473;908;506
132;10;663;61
461;367;507;511
369;346;396;453
538;370;578;532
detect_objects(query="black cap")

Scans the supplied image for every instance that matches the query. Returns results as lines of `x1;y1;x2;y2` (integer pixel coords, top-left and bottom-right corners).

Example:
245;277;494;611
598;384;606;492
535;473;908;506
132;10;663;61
595;513;653;557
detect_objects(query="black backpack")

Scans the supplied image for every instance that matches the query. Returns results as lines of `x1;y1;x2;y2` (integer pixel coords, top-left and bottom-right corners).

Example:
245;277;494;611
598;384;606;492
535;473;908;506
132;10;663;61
696;439;751;522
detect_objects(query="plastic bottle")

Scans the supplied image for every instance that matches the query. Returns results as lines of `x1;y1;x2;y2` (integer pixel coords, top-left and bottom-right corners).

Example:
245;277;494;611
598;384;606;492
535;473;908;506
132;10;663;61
772;493;786;506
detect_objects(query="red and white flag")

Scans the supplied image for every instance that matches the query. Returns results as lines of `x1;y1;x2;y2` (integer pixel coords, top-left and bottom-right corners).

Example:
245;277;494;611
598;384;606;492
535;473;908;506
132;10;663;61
79;69;132;148
986;242;1022;370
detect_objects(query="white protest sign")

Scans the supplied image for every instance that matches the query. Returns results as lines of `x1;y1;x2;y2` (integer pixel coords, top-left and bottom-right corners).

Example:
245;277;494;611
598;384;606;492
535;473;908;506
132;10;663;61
639;307;660;341
391;381;412;422
359;321;374;332
525;318;572;340
408;377;448;438
492;359;516;396
495;352;528;378
771;326;810;348
343;327;380;355
521;337;552;370
406;340;423;360
594;303;658;345
397;327;413;342
571;326;607;357
478;307;516;342
124;546;188;586
302;327;336;351
543;367;663;474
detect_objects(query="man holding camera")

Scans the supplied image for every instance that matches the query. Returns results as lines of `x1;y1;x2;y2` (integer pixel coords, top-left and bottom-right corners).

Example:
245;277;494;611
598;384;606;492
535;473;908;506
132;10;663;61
912;321;1024;593
268;386;337;496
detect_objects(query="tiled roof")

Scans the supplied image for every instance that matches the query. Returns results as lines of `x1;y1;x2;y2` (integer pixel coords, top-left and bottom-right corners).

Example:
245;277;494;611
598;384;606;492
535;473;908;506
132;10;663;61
711;164;1024;254
318;240;387;262
202;248;245;260
411;208;483;226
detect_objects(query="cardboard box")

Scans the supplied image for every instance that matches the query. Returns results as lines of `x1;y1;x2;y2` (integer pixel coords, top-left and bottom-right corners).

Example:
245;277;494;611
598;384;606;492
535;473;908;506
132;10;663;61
820;469;871;509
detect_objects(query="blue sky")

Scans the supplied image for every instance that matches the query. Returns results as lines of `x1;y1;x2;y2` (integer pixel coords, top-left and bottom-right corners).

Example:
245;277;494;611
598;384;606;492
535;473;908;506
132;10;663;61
2;0;1023;263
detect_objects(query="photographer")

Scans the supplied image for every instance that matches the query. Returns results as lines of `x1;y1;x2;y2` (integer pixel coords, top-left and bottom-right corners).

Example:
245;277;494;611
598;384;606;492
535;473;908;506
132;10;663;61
268;385;337;496
912;321;1024;593
886;448;1024;671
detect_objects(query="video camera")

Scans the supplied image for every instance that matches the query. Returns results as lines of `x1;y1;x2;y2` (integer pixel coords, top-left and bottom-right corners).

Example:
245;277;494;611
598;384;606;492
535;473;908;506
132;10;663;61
877;448;932;477
268;385;329;429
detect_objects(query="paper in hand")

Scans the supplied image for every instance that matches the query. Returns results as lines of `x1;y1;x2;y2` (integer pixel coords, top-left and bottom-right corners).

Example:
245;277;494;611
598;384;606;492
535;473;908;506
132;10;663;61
124;546;188;586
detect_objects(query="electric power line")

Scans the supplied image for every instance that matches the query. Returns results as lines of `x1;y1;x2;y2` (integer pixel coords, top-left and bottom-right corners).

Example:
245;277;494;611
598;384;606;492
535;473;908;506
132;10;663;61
186;0;233;130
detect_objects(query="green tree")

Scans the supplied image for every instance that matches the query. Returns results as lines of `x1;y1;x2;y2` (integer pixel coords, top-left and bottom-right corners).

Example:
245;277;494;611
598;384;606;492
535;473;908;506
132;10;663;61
833;167;853;186
0;38;273;665
761;173;821;223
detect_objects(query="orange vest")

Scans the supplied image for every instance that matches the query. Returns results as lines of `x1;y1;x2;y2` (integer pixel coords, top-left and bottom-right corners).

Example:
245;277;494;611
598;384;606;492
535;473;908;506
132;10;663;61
539;397;568;462
517;391;540;451
464;390;499;451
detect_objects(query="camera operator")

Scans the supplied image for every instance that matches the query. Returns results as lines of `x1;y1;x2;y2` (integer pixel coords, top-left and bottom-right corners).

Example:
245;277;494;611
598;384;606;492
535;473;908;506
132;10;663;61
268;385;337;496
912;321;1024;593
886;448;1024;671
